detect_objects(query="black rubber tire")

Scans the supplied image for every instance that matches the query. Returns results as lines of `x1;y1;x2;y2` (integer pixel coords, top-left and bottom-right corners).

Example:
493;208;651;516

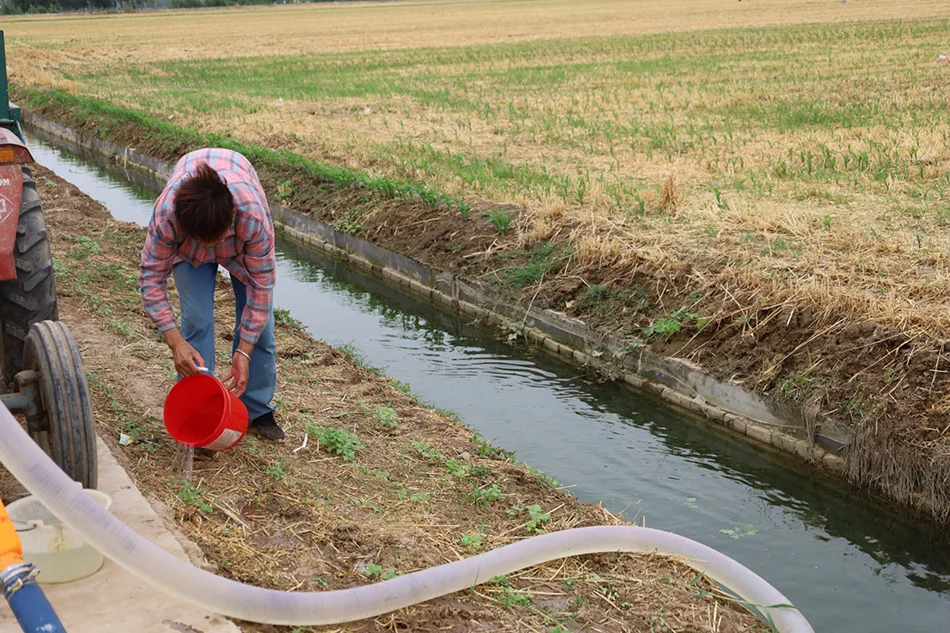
0;166;58;382
24;321;97;489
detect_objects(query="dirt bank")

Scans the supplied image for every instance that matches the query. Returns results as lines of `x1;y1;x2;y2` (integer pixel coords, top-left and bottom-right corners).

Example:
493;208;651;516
11;165;770;632
16;94;950;526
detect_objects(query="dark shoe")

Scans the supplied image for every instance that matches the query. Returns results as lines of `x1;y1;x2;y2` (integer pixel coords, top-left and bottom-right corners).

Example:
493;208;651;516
248;411;285;441
194;448;216;461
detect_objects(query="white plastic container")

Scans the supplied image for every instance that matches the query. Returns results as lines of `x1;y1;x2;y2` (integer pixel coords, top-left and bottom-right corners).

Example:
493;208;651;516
6;489;112;584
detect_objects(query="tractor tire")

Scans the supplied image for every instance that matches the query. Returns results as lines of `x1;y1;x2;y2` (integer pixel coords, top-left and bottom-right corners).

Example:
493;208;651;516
24;320;97;489
0;166;58;382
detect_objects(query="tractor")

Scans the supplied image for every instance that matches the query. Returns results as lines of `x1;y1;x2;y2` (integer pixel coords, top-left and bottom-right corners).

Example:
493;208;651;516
0;29;97;489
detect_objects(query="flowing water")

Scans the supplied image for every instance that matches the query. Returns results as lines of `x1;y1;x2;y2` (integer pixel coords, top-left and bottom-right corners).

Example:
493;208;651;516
25;130;950;632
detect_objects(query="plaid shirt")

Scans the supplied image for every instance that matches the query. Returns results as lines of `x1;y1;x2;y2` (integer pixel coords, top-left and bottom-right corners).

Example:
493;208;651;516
139;149;276;346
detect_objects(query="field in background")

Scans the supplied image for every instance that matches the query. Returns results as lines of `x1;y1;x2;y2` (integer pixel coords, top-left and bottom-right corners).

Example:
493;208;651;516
6;0;950;334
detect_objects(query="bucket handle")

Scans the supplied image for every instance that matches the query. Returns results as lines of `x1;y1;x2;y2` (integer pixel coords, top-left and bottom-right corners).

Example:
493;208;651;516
11;519;40;532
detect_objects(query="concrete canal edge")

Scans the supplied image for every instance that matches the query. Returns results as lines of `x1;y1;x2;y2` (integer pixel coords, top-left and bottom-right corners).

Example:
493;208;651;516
24;111;850;479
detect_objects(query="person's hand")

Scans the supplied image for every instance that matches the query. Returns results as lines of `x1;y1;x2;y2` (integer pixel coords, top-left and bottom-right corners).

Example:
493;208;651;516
223;351;249;396
170;340;205;377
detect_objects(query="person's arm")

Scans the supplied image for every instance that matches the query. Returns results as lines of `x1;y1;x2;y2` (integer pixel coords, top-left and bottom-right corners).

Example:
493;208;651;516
140;215;204;376
237;216;276;346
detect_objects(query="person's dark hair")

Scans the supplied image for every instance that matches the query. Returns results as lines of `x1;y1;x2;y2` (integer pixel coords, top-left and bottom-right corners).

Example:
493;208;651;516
173;161;235;244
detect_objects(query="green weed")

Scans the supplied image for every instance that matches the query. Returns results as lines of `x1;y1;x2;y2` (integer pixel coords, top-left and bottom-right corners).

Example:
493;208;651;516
411;441;446;462
468;483;503;505
373;406;399;429
274;179;293;202
265;457;288;482
499;242;574;288
364;562;398;580
65;235;101;260
305;424;364;461
472;434;515;460
458;532;484;550
482;208;515;234
388;378;412;394
507;504;551;533
643;309;706;338
332;211;363;235
176;482;213;513
108;319;134;341
528;466;560;489
338;342;383;375
274;308;303;329
445;458;470;478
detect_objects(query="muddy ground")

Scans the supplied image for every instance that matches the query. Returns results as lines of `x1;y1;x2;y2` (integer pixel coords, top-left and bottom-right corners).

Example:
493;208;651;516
3;166;771;632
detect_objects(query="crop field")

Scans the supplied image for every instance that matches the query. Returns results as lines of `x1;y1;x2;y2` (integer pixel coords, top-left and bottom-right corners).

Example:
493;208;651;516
6;0;950;333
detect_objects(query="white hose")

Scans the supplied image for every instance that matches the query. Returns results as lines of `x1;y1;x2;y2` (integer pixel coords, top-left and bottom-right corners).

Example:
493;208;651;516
0;405;813;632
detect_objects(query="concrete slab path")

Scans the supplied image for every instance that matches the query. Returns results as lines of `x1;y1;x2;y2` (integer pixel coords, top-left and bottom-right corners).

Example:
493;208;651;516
0;438;242;633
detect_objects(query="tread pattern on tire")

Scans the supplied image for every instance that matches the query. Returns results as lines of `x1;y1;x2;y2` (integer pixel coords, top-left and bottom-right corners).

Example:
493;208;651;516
0;166;58;380
24;320;97;489
0;166;59;380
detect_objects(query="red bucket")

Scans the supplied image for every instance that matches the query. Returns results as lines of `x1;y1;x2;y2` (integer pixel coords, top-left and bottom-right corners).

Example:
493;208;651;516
163;373;248;451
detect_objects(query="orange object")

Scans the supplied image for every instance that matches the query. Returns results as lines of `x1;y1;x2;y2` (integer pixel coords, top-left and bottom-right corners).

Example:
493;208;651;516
0;498;24;571
163;373;248;451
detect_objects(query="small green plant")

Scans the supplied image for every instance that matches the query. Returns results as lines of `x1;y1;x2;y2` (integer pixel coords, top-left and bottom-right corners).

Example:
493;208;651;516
388;377;412;394
568;593;588;611
265;458;288;482
445;458;470;478
469;483;503;505
333;211;363;235
364;562;397;580
643;309;704;338
458;532;484;550
373;406;399;429
528;466;560;489
499;242;574;288
584;283;610;303
65;235;101;260
576;284;614;314
274;308;303;328
411;441;445;461
634;194;647;216
274;179;293;202
177;482;213;513
499;588;533;609
507;504;551;533
305;424;364;461
482;208;515;233
468;464;495;480
525;505;551;533
108;319;134;342
472;434;515;460
709;184;728;210
338;342;383;375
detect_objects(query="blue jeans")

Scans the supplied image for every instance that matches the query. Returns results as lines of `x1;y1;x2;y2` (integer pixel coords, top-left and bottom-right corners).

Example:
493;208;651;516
172;262;276;422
